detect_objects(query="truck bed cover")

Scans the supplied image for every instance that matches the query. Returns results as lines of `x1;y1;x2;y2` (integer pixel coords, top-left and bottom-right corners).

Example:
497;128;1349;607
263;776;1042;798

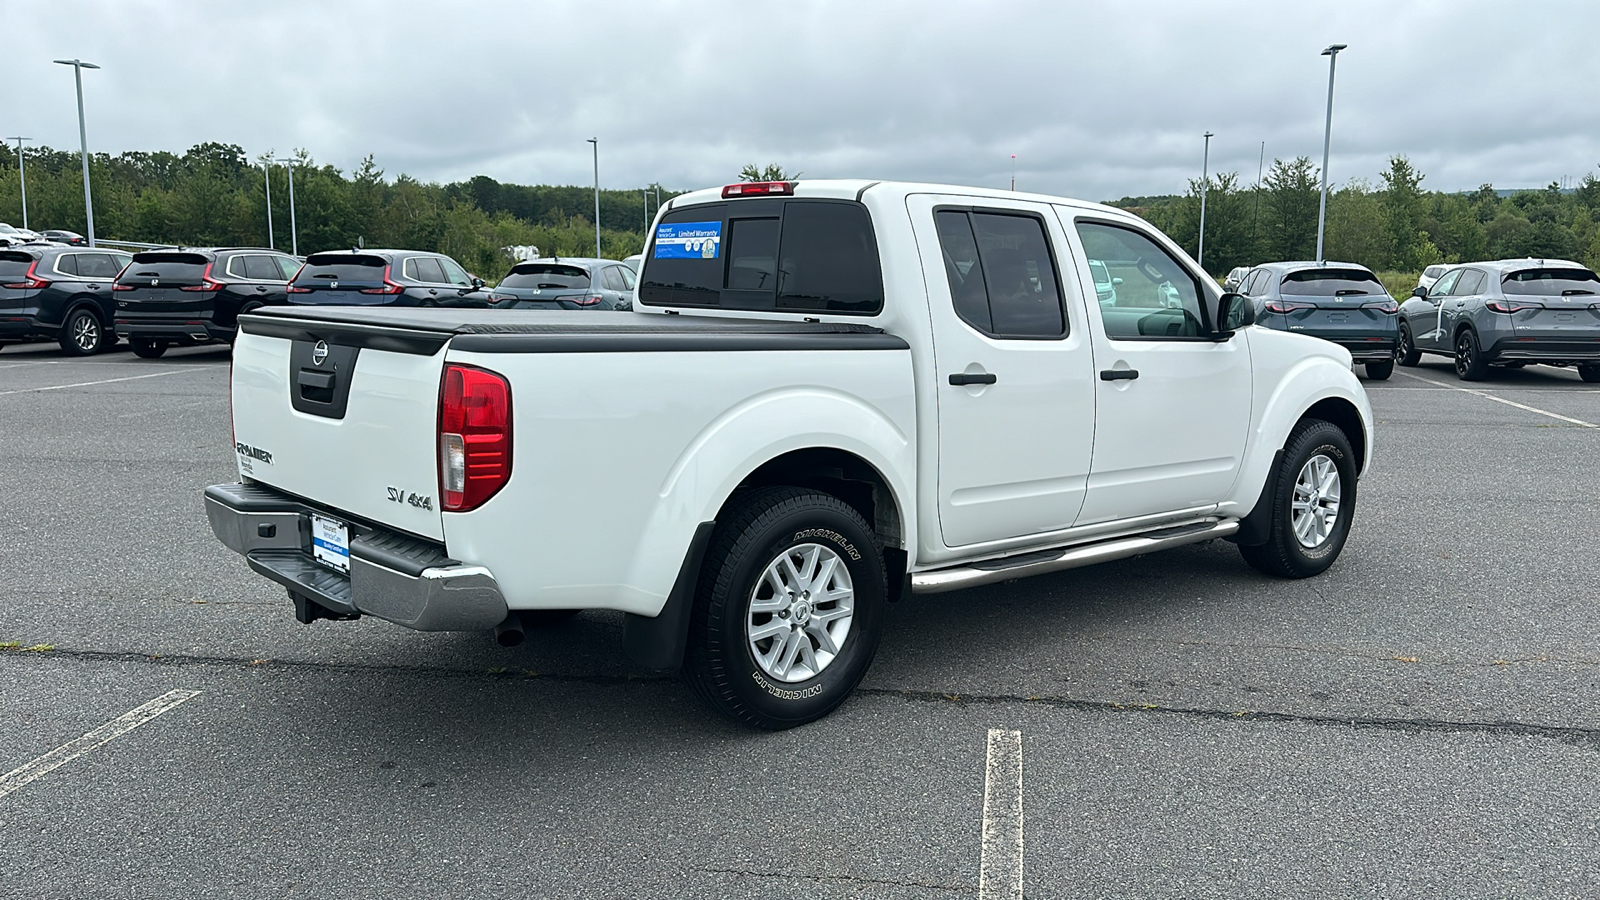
241;307;908;354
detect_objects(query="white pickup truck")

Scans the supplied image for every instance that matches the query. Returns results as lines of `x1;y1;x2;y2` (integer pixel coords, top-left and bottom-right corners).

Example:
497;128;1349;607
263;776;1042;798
205;179;1373;729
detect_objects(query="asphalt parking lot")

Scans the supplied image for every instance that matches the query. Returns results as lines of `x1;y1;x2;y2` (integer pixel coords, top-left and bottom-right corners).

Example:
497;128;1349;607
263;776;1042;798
2;341;1598;899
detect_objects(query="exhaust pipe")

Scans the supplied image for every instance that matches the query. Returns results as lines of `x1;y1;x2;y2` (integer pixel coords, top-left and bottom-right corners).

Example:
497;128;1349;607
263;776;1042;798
493;614;525;647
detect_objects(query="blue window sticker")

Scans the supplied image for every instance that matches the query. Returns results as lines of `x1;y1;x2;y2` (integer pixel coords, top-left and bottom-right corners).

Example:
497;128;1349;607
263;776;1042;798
654;221;723;259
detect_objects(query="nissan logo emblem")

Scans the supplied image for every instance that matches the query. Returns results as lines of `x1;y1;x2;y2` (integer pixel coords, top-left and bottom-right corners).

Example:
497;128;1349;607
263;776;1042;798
312;341;329;366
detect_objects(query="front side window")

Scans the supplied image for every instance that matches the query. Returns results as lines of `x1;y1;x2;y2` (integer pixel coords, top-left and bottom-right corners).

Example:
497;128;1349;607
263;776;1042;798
934;209;1065;338
1075;221;1205;339
1428;269;1461;297
639;200;883;314
275;256;302;280
438;257;472;286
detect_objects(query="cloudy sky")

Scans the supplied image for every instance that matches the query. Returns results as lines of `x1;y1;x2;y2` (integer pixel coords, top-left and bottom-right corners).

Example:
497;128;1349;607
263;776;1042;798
5;0;1597;201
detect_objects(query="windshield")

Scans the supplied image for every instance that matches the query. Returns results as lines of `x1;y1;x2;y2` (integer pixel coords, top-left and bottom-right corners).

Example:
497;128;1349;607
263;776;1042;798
1280;268;1384;296
1502;268;1600;296
499;264;590;289
295;254;388;285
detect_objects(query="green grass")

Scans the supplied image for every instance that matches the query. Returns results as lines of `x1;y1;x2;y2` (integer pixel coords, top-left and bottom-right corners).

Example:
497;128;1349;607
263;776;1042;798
1376;271;1421;299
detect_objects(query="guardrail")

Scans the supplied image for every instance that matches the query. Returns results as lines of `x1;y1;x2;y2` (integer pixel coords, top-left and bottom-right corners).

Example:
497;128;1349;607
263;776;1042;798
96;239;178;251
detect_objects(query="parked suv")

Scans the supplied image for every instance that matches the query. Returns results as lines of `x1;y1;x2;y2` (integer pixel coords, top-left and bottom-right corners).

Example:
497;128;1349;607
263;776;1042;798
114;248;302;358
286;249;490;308
488;257;636;310
0;244;133;355
1396;258;1600;382
1239;261;1400;379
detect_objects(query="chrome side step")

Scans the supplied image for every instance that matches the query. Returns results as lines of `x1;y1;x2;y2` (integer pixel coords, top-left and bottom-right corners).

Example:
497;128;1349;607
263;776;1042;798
910;518;1240;594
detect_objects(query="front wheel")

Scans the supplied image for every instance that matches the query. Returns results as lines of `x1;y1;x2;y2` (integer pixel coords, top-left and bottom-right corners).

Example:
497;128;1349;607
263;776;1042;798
1579;364;1600;383
684;487;886;730
1455;329;1489;381
1363;359;1394;380
1396;321;1421;366
59;308;106;356
130;337;168;359
1239;419;1358;579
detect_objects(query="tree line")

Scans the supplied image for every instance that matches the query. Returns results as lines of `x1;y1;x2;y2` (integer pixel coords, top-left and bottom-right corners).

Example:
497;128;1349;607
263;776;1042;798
0;142;683;277
1116;155;1600;277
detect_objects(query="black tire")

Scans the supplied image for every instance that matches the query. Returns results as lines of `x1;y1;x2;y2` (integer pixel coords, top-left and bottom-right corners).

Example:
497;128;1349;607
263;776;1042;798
1579;365;1600;383
684;487;886;730
1239;419;1358;579
232;302;264;342
1363;359;1394;380
58;307;106;356
1395;321;1421;366
130;337;169;359
1454;328;1489;381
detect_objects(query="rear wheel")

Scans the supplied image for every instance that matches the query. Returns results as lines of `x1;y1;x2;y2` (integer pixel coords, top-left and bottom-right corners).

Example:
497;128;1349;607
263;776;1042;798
1454;329;1489;381
1239;419;1357;579
59;308;106;356
684;487;886;730
1579;364;1600;383
1395;321;1421;366
1363;359;1394;380
232;302;264;342
130;337;168;359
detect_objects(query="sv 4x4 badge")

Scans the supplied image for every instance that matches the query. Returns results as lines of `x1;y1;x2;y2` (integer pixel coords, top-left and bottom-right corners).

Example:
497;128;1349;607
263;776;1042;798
386;487;434;511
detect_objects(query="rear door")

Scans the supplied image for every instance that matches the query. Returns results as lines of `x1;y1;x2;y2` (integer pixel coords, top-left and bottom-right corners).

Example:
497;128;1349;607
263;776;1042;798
909;193;1098;548
230;319;450;540
1065;214;1251;524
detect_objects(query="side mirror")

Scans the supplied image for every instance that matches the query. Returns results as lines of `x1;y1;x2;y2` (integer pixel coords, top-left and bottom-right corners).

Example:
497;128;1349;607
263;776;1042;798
471;276;486;289
1411;286;1427;299
1214;292;1254;337
1111;277;1123;286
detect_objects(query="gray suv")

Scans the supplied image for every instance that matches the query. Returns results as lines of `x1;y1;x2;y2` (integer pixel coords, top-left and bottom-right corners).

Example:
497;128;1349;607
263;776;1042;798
1238;261;1400;380
1396;258;1600;382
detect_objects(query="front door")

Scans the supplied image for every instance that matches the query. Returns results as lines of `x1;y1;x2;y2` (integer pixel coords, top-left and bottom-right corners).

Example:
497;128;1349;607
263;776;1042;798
908;194;1098;549
1064;214;1252;525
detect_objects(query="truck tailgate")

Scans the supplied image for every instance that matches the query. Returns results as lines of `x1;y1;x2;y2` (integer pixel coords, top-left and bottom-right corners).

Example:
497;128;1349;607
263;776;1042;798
230;323;447;541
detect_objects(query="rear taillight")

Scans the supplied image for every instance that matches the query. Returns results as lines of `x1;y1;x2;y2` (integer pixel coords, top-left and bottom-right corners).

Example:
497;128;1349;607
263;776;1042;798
572;293;603;306
2;260;50;290
1264;300;1313;314
113;282;135;291
360;265;405;295
1487;300;1538;313
438;364;512;512
285;284;311;293
1360;299;1399;313
180;263;224;292
722;181;795;198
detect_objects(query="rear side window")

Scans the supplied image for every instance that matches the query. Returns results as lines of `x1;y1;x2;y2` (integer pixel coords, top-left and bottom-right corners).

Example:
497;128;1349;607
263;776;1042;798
295;254;388;285
1280;269;1383;296
122;252;211;285
54;254;80;276
500;264;590;289
935;209;1066;338
639;199;884;314
1502;267;1600;295
244;255;285;281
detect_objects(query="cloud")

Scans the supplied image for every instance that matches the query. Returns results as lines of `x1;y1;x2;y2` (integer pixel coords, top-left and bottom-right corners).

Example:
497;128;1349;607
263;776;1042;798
6;0;1599;202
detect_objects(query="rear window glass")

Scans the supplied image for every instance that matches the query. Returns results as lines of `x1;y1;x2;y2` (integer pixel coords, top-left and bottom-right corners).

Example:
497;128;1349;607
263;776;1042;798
122;252;210;284
500;264;591;289
296;254;388;284
1280;269;1383;296
639;199;883;314
0;252;33;279
1502;268;1600;295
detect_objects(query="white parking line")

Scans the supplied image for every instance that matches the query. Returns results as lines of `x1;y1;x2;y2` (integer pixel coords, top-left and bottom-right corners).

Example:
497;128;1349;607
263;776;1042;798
1395;370;1599;428
0;369;192;397
979;728;1024;900
0;689;200;800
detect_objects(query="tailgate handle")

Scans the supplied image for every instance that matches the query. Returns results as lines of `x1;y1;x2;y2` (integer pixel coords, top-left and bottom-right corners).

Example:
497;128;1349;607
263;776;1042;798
297;370;336;390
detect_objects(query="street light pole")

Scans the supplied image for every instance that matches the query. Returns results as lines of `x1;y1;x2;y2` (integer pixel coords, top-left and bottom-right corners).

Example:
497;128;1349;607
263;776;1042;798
6;137;31;229
1198;131;1213;268
287;159;298;257
53;59;101;247
1315;43;1347;265
261;156;275;250
587;138;600;258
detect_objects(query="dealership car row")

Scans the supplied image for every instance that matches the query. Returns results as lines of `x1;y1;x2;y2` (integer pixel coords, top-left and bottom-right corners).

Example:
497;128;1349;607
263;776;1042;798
3;207;1600;384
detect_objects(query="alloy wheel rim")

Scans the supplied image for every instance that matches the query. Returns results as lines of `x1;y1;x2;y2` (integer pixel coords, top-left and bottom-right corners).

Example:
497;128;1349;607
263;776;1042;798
1397;327;1411;361
1291;454;1342;549
73;315;98;351
1456;335;1472;376
746;543;855;683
